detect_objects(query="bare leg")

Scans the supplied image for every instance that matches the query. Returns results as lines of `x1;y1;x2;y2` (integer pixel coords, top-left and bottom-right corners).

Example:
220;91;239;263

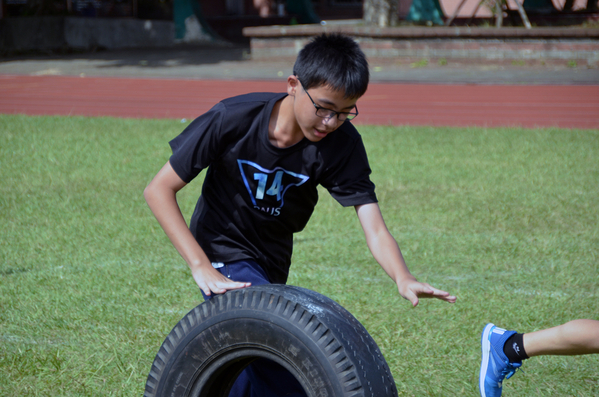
523;319;599;357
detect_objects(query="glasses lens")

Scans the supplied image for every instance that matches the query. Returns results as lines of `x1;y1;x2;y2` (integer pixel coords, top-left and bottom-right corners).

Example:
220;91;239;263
315;108;335;119
315;109;357;121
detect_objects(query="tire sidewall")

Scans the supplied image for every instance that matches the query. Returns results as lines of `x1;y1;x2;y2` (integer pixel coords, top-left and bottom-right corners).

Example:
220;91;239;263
156;299;344;396
146;285;398;397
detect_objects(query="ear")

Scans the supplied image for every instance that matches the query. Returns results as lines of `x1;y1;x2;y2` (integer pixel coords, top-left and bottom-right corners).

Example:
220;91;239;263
287;75;299;96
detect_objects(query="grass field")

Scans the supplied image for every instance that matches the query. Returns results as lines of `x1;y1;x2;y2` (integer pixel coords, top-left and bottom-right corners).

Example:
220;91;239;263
1;114;597;396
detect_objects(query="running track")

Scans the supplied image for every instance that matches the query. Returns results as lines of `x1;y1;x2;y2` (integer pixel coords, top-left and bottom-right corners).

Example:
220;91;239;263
1;75;598;129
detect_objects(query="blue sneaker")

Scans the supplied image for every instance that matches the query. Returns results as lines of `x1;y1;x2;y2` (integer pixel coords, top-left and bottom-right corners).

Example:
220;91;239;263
479;323;522;397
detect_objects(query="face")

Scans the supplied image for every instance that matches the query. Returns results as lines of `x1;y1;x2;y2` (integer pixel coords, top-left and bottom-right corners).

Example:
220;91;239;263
288;76;359;142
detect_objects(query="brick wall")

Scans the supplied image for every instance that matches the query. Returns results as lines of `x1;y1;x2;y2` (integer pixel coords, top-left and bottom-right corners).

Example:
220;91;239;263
244;24;599;65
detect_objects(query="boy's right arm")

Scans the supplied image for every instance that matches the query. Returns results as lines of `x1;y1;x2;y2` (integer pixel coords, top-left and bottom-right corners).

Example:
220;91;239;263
143;161;251;296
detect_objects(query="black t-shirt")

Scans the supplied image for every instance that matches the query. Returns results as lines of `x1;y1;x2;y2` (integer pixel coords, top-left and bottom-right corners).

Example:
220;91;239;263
169;92;377;284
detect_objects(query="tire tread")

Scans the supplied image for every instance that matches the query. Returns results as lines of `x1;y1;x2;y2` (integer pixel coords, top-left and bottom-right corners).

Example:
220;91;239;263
144;286;398;397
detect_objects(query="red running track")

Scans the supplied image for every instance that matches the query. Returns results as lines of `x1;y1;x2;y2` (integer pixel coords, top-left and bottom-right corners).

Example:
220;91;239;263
1;75;598;129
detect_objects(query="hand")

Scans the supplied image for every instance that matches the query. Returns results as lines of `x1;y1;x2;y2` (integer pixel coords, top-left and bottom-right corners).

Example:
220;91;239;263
192;265;251;297
397;278;456;307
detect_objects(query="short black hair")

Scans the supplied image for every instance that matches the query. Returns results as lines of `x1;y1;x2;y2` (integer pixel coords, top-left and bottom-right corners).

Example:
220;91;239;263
293;33;369;99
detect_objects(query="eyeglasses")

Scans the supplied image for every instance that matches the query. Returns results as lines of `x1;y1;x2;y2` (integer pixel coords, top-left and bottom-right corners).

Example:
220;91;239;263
300;82;359;121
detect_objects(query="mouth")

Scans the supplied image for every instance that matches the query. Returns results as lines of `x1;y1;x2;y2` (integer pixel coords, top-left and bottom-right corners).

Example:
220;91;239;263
313;129;329;138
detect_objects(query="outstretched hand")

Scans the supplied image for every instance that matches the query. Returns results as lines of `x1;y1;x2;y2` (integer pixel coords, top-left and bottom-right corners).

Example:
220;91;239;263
192;265;251;297
397;278;456;307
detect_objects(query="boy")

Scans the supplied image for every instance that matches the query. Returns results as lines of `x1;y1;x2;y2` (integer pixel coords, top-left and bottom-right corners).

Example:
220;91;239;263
144;33;456;395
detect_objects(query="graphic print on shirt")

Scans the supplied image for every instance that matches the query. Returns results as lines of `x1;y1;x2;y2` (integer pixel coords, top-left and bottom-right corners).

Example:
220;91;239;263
238;160;309;216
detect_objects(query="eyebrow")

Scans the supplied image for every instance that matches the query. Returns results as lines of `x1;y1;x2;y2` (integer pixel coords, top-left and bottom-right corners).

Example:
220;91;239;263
314;98;356;111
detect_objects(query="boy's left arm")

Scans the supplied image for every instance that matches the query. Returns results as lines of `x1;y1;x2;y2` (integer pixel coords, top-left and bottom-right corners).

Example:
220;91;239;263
355;203;456;307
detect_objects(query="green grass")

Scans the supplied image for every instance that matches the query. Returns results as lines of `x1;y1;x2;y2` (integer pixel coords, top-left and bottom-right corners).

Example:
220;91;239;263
1;114;598;396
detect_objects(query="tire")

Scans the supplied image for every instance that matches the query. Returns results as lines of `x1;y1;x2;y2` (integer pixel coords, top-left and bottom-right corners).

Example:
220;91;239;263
144;285;398;397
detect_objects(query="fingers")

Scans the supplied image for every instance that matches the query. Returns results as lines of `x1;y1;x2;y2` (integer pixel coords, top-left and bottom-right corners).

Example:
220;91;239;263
193;269;251;297
402;289;420;307
399;281;457;306
418;285;457;303
200;279;252;296
422;287;456;300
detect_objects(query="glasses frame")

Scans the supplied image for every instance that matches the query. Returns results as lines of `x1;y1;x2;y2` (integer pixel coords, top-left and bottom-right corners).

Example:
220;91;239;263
300;81;359;122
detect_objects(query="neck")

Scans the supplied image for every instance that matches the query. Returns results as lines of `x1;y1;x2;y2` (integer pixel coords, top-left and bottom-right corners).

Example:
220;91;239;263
269;96;303;148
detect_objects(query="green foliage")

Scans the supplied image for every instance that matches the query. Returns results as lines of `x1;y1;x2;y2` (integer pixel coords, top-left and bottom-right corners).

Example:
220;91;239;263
1;115;598;395
410;58;429;68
